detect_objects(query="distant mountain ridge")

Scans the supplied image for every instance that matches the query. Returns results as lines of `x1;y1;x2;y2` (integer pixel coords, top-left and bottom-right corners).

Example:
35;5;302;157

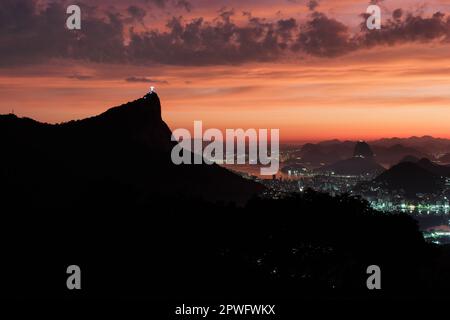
294;139;431;167
439;153;450;164
374;162;444;197
414;158;450;177
317;141;384;176
371;136;450;156
359;157;450;198
353;141;374;158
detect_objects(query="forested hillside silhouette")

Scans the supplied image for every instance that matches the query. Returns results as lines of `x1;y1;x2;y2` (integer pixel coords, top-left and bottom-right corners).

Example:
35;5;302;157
2;190;449;299
1;94;449;299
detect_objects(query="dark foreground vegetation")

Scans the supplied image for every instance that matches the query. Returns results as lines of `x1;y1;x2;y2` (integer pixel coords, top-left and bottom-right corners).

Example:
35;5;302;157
2;190;449;300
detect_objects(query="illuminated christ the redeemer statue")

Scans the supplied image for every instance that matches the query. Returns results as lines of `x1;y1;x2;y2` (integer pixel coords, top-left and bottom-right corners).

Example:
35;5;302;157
144;86;156;99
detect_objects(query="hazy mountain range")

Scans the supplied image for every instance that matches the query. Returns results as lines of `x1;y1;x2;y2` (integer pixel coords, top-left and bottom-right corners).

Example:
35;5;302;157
291;136;450;168
316;141;385;176
371;136;450;156
357;157;450;198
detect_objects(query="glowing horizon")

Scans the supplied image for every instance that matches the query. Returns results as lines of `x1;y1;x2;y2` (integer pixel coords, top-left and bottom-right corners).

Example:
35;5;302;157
1;0;450;142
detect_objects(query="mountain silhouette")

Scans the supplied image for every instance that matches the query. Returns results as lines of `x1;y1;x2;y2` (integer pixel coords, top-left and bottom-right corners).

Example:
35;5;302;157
415;158;450;177
372;135;450;155
295;140;431;167
353;141;374;158
439;153;450;164
374;161;444;196
395;156;450;177
296;141;354;166
0;93;263;208
317;141;384;175
398;155;420;164
372;144;430;165
298;143;337;165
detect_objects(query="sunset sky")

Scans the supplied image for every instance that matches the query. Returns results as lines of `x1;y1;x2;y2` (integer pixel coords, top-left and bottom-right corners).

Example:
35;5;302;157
1;0;450;141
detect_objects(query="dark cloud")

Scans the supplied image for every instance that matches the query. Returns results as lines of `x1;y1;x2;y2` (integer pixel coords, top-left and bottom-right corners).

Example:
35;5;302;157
392;8;403;20
0;0;70;65
286;0;319;11
0;0;126;66
67;74;93;80
175;0;192;12
127;5;147;24
296;12;354;57
358;10;450;48
307;0;320;11
126;11;294;65
1;0;450;67
125;77;168;84
143;0;166;8
277;18;298;48
141;0;191;11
